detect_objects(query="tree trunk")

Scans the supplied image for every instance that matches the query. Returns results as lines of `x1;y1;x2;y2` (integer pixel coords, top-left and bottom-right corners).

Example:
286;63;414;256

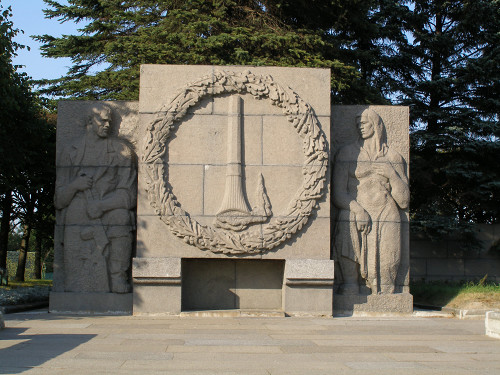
34;232;43;279
15;223;31;282
0;190;13;270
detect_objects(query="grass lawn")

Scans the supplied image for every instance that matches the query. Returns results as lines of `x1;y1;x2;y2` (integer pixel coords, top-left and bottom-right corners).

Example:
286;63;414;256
0;279;52;291
411;280;500;310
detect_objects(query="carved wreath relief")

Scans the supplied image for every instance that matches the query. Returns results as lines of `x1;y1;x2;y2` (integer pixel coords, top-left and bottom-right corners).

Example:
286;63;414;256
141;70;328;254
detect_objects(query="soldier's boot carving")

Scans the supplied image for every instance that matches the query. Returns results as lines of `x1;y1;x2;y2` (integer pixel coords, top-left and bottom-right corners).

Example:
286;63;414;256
339;257;360;295
108;236;132;293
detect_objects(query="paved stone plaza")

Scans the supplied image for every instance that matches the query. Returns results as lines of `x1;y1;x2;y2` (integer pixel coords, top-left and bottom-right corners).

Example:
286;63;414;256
1;311;499;374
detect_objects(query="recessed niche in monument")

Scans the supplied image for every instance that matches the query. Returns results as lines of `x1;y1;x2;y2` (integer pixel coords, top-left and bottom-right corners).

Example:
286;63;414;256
181;259;285;311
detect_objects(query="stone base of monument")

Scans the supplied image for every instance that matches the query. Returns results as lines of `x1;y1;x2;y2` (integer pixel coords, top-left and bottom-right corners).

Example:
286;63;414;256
49;292;132;314
333;293;413;316
132;257;182;316
283;259;334;317
486;311;500;339
132;257;334;317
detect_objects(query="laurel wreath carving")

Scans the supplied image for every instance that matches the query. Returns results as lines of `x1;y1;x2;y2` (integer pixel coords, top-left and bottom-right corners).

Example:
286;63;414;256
141;70;328;254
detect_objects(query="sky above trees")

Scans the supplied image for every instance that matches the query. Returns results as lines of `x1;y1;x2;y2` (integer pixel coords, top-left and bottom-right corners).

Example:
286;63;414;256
2;0;79;80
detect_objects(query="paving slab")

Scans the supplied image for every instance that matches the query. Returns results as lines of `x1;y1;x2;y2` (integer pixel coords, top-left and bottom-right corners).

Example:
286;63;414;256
1;311;499;374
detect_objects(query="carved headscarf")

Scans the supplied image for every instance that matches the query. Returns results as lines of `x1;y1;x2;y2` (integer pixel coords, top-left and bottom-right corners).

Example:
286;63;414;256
357;108;388;160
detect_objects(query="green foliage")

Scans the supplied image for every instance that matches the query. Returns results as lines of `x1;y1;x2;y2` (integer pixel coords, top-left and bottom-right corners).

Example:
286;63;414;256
6;251;38;280
388;0;500;235
37;0;357;100
24;0;500;242
1;278;52;291
0;5;56;273
0;6;38;193
7;230;23;252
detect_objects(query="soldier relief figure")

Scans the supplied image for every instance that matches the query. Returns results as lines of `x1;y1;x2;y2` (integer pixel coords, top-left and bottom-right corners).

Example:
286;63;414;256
55;104;137;293
333;109;409;295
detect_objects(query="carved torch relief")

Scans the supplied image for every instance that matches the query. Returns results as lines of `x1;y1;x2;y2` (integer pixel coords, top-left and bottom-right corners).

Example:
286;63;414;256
215;95;272;231
142;70;328;254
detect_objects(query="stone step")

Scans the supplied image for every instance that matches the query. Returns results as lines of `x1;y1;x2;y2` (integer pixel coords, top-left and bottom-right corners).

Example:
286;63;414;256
180;309;285;318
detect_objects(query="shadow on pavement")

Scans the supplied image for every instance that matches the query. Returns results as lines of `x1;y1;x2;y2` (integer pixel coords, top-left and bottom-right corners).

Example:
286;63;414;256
0;327;96;373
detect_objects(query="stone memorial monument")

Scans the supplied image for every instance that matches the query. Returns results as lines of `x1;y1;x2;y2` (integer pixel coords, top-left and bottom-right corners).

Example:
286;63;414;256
50;65;411;316
332;105;412;314
50;101;138;313
134;66;333;316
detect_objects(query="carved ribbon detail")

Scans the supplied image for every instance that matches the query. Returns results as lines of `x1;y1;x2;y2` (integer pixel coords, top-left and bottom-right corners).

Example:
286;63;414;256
142;70;328;254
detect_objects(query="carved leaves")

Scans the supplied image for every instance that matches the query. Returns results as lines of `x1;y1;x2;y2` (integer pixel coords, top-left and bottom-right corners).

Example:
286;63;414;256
142;70;328;254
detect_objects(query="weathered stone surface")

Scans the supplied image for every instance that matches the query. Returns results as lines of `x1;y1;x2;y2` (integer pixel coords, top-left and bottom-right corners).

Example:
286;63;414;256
333;293;413;315
284;259;335;281
132;257;182;315
132;257;181;278
332;106;410;300
49;292;132;314
2;312;499;374
0;312;4;330
284;286;334;317
52;65;414;317
486;311;500;339
133;283;181;316
134;65;332;315
181;259;284;311
139;67;330;257
53;101;138;302
282;259;334;317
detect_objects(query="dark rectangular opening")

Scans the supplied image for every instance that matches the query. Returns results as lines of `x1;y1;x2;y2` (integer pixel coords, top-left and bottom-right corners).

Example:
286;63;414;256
181;259;285;311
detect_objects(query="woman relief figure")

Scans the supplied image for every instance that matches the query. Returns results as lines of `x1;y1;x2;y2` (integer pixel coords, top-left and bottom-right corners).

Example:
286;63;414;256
333;109;409;295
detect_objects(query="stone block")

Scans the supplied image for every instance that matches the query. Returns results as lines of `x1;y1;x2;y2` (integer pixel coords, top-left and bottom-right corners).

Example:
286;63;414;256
284;259;335;281
139;65;214;114
284;286;333;317
132;257;181;278
53;100;139;301
167;114;227;165
427;259;465;277
181;259;284;311
167;164;205;216
137;65;330;265
465;259;500;279
140;65;330;116
0;312;4;330
262;115;304;166
333;293;413;315
475;224;500;250
485;311;500;339
410;239;447;259
217;66;331;117
409;258;426;278
49;292;132;314
136;214;235;259
283;259;334;317
133;284;181;316
56;101;139;150
236;260;284;310
261;217;332;260
132;258;182;316
331;105;409;162
331;105;410;301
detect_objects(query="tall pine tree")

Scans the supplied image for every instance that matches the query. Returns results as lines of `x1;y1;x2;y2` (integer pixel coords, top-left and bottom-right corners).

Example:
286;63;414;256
0;5;56;278
390;0;500;235
36;0;358;100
